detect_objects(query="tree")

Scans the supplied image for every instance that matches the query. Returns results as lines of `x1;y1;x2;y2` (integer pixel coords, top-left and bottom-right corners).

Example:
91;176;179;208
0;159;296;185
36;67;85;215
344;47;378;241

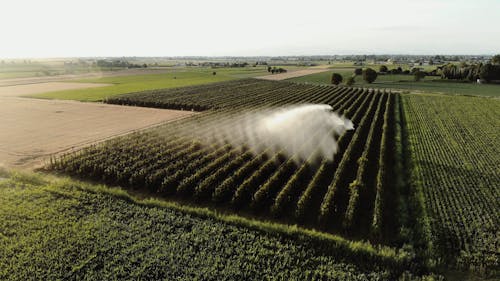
331;73;343;85
410;67;421;74
212;71;217;75
267;66;272;72
363;68;377;83
414;71;426;82
345;76;355;86
354;68;363;75
480;63;495;82
492;54;500;65
379;65;388;73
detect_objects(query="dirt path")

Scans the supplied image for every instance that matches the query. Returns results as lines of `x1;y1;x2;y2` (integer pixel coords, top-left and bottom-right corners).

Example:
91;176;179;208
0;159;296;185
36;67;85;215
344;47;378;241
0;97;195;170
255;66;330;81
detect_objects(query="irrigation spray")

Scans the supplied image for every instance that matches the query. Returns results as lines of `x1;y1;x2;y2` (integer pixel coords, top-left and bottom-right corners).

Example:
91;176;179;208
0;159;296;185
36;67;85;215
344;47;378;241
204;104;354;162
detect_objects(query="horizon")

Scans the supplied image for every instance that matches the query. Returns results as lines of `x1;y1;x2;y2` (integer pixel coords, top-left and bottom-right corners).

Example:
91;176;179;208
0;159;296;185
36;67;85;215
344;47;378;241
0;54;496;60
1;0;499;58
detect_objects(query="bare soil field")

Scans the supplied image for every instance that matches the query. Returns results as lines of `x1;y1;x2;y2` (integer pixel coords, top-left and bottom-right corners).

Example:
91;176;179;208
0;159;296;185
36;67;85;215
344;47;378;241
0;98;195;169
255;67;330;81
0;82;111;97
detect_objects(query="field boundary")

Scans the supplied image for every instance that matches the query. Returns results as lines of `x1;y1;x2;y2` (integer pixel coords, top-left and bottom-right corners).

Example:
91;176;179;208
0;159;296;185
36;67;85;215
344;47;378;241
34;111;197;171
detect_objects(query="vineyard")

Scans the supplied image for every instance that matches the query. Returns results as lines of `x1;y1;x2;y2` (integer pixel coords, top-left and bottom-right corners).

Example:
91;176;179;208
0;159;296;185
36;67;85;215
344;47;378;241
403;94;500;275
49;79;406;244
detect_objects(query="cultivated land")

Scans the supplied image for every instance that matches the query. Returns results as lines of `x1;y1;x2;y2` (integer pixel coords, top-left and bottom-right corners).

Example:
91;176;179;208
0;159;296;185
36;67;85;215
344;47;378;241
0;68;176;87
0;82;110;97
48;79;428;277
46;79;500;279
255;66;330;80
403;94;499;274
52;80;404;245
288;71;500;97
0;170;419;280
2;71;499;280
31;68;273;101
0;98;194;169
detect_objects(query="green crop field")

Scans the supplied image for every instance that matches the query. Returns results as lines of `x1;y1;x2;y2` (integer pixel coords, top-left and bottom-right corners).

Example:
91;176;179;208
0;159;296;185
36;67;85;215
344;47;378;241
50;80;406;246
41;79;500;279
289;71;500;97
0;170;417;280
402;94;500;275
32;67;271;101
0;60;99;79
4;75;498;279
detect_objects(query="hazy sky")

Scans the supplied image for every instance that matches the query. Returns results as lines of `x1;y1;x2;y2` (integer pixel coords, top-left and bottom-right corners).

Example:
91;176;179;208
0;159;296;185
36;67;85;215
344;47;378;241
1;0;499;57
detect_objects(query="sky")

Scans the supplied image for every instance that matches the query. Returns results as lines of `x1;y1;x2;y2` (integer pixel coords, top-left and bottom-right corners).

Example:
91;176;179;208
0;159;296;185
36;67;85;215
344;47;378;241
1;0;499;58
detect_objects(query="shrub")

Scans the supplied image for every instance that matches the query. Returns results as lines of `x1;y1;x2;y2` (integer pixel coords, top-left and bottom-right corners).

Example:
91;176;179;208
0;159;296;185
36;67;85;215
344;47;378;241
363;68;378;83
414;71;426;82
346;76;355;86
331;73;343;85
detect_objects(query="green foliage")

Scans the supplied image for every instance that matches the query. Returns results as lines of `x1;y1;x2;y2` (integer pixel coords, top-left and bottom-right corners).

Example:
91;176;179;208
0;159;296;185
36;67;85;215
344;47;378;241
403;94;500;276
346;76;355;86
479;63;500;82
289;70;500;97
0;171;415;280
363;68;378;83
354;68;363;75
491;54;500;65
49;80;402;246
331;72;343;85
379;65;388;73
414;71;426;82
33;68;269;101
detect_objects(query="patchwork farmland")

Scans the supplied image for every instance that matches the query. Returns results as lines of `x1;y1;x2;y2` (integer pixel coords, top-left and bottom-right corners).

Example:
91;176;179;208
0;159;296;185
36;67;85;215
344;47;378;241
2;76;498;280
50;80;403;244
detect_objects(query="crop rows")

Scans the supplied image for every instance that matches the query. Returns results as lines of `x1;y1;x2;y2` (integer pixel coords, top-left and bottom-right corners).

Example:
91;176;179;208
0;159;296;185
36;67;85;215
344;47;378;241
403;94;499;275
50;79;402;243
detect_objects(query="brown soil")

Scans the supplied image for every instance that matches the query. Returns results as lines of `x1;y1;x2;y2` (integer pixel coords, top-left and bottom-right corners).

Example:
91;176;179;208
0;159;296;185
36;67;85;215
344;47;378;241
0;97;195;170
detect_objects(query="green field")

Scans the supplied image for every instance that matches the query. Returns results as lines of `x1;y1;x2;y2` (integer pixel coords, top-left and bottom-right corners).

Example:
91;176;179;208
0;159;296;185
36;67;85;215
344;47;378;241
44;79;500;279
403;94;500;275
3;73;499;279
32;68;271;101
288;71;500;97
0;169;423;280
51;80;406;246
0;59;110;79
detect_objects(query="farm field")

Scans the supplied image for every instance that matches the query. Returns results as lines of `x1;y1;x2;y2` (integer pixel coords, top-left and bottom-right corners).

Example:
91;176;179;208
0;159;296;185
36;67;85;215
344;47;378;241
0;59;105;79
43;78;500;279
50;79;406;247
0;169;424;280
402;94;500;275
0;97;194;169
2;76;498;279
0;82;110;97
289;71;500;97
255;66;330;80
31;67;275;101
